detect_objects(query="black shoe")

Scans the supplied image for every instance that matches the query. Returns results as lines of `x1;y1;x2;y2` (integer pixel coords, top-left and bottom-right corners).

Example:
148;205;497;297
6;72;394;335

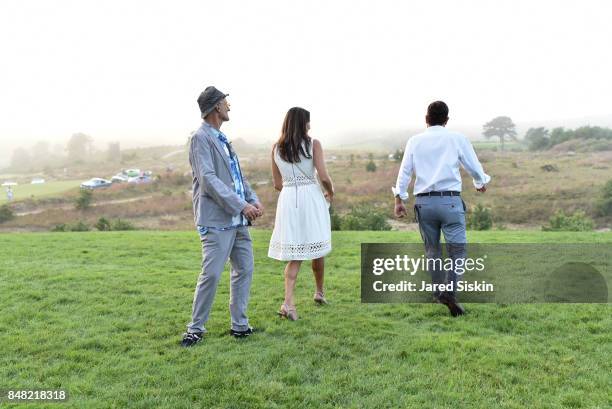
229;326;254;338
436;292;465;317
181;331;204;347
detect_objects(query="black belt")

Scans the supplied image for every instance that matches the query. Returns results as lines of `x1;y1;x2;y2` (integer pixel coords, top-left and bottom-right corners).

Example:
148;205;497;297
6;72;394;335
416;191;461;197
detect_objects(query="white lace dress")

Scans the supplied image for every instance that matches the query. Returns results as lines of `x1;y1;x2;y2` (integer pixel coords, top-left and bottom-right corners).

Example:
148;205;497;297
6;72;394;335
268;144;332;261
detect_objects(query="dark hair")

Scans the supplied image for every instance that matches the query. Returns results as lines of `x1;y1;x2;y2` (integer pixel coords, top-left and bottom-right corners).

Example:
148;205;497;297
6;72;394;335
426;101;449;126
277;107;312;163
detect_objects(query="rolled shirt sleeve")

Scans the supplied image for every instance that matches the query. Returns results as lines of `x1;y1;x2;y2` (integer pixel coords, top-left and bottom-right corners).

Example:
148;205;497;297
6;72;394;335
392;139;414;201
458;135;491;189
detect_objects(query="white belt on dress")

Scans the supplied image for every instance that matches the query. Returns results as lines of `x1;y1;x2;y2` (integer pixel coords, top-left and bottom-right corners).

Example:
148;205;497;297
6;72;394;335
282;175;318;187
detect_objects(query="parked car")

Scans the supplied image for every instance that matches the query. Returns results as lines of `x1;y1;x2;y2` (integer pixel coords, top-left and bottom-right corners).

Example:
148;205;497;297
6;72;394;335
127;175;152;184
111;173;129;183
31;178;46;184
80;178;112;189
125;169;141;177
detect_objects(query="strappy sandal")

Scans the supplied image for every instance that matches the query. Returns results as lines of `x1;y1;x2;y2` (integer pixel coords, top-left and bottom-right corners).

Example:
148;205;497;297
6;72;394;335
277;303;298;321
313;291;328;305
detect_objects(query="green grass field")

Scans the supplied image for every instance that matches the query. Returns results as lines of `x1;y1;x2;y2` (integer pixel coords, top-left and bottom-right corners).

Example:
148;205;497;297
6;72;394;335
0;230;611;408
1;180;81;203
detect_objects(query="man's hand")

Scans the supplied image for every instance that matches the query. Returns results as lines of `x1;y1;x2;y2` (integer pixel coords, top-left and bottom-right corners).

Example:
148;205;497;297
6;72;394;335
253;202;264;217
394;197;408;218
242;203;260;221
476;185;487;193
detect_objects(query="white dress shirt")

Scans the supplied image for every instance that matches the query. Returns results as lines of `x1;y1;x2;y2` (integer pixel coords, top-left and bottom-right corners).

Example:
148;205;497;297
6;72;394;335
392;125;491;201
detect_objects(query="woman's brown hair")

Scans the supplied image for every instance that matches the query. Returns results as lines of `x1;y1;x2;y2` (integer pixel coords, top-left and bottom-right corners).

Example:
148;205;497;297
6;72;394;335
277;107;312;163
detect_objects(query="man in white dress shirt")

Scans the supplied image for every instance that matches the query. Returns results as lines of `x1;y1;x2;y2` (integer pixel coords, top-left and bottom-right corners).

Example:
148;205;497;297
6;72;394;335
393;101;491;316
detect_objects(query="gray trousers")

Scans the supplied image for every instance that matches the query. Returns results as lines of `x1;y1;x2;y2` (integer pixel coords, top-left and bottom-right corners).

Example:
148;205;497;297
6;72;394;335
414;195;467;298
187;226;254;333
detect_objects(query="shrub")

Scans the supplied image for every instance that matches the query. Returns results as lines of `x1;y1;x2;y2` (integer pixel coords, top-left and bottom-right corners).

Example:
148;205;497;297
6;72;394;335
591;140;612;152
95;217;112;231
467;204;493;230
75;189;93;210
0;204;15;223
365;160;377;172
329;206;342;231
51;224;68;232
595;179;612;217
338;206;391;231
540;164;559;172
597;198;612;217
543;210;594;232
70;221;91;232
111;219;136;231
52;221;90;232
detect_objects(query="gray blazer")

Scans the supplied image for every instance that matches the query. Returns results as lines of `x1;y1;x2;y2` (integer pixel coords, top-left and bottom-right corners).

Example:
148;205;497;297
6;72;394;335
189;123;259;228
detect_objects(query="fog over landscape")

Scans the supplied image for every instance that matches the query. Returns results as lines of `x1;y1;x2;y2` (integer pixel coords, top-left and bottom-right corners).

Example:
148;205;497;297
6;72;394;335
1;0;611;167
2;3;612;408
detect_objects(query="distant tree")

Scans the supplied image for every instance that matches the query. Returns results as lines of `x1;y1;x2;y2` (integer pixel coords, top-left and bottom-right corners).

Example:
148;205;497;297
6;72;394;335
549;127;573;147
349;154;355;166
524;127;550;151
546;126;612;149
107;142;121;162
574;126;612;140
366;160;377;172
483;116;517;151
10;148;31;170
52;143;65;156
31;141;50;159
66;133;93;161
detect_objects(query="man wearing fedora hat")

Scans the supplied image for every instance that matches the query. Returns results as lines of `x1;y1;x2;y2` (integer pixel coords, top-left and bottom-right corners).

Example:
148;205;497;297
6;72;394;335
182;86;263;347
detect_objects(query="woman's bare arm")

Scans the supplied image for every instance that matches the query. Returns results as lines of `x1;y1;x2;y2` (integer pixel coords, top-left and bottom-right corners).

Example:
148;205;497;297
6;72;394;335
271;145;283;191
312;139;334;201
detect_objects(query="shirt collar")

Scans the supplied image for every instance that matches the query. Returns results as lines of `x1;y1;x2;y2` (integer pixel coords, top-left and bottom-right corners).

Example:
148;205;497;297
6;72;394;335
425;125;446;132
203;121;230;142
203;121;220;136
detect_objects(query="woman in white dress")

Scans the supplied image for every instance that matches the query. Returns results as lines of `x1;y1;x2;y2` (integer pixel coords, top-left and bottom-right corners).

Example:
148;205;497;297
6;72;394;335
268;107;334;320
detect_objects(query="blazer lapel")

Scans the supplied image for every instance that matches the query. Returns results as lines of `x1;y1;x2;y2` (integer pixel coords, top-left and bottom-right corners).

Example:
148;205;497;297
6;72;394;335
203;125;232;175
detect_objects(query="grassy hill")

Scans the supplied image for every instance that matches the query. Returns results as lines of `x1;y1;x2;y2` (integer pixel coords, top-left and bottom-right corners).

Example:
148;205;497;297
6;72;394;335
1;230;610;408
0;180;82;204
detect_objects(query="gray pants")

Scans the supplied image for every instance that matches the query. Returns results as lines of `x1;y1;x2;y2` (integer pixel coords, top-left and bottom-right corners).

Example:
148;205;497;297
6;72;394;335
187;226;254;333
414;195;467;297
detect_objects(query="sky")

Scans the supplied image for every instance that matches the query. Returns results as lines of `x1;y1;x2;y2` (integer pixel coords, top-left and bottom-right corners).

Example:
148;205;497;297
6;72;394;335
1;0;612;165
